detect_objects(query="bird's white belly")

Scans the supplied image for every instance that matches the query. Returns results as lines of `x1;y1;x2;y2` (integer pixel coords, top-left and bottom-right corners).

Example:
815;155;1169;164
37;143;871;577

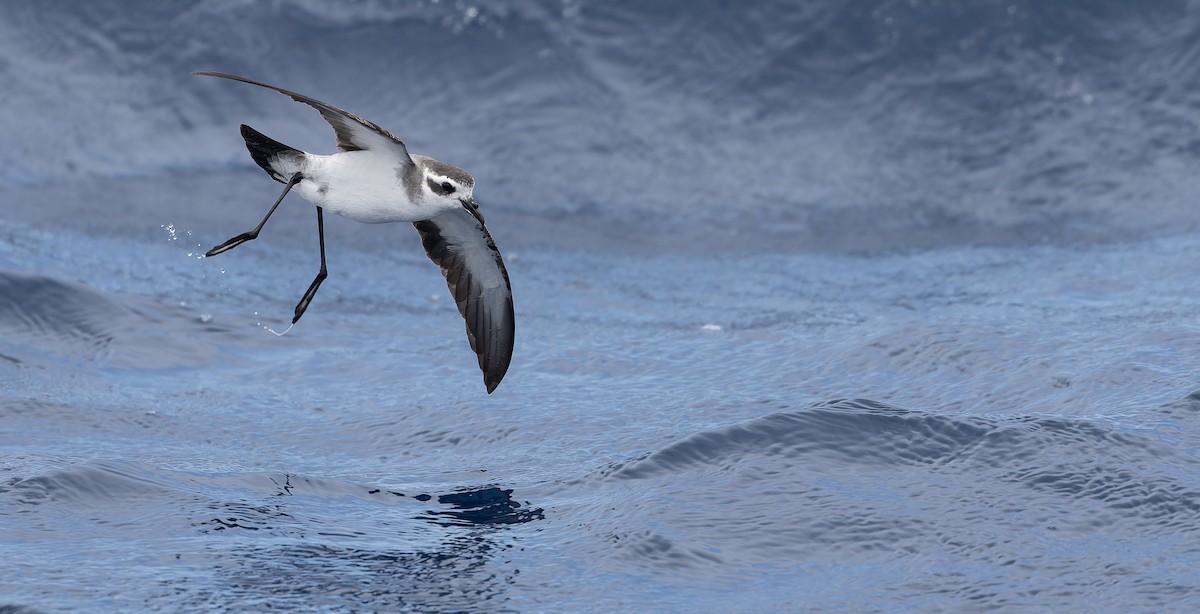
294;152;438;223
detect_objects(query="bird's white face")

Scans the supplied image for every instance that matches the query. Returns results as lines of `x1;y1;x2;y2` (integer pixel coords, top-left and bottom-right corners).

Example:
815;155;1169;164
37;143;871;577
423;171;475;209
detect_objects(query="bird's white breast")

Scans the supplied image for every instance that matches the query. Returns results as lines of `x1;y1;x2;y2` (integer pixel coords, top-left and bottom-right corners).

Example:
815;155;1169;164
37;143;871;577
294;151;439;223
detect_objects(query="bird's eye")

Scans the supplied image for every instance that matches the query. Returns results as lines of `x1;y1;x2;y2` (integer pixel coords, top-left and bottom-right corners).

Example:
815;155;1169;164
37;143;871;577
442;182;455;193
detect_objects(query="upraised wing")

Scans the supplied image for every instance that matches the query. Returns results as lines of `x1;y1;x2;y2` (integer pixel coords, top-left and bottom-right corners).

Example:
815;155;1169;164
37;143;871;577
413;206;515;393
194;71;414;163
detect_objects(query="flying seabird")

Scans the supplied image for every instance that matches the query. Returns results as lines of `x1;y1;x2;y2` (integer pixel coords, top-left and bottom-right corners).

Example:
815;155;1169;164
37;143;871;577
195;71;514;393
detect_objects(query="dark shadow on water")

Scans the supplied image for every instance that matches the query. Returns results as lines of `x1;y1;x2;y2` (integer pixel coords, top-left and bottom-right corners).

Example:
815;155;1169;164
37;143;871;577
427;487;546;527
365;484;545;527
183;481;541;612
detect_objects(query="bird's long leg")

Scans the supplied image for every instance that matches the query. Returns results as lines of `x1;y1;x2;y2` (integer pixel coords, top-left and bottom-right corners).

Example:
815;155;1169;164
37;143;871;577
205;173;302;257
292;206;328;324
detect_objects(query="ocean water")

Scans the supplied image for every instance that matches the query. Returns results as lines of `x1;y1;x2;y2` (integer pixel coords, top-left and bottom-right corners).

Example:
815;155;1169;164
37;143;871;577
3;1;1200;611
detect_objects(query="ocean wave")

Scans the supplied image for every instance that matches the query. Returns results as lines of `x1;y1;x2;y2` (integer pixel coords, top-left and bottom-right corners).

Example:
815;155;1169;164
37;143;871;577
580;396;1200;576
0;270;236;369
5;0;1200;249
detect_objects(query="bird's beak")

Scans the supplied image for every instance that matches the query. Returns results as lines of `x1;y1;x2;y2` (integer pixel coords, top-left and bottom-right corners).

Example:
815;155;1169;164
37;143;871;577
460;197;485;224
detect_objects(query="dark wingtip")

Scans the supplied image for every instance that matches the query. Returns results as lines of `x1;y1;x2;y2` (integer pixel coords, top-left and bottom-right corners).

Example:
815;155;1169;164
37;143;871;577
485;371;503;394
483;334;513;394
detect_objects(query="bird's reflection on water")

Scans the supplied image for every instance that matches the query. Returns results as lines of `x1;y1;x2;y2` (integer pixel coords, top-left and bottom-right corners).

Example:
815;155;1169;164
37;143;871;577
188;479;542;611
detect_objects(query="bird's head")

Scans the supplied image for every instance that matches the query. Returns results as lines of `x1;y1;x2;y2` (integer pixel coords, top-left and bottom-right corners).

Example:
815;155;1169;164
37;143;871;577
421;162;476;214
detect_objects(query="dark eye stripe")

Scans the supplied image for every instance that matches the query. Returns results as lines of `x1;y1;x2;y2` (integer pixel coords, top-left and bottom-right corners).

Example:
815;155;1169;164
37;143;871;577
427;178;456;195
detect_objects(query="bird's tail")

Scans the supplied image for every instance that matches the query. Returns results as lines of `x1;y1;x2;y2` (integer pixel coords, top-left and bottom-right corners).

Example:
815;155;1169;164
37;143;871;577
239;124;304;183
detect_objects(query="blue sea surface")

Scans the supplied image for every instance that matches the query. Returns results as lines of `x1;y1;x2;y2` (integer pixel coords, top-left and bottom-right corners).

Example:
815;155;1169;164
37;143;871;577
3;1;1200;611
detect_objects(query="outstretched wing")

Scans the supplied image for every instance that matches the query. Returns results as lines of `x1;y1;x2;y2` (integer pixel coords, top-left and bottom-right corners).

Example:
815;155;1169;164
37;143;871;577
413;206;515;393
195;71;414;164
